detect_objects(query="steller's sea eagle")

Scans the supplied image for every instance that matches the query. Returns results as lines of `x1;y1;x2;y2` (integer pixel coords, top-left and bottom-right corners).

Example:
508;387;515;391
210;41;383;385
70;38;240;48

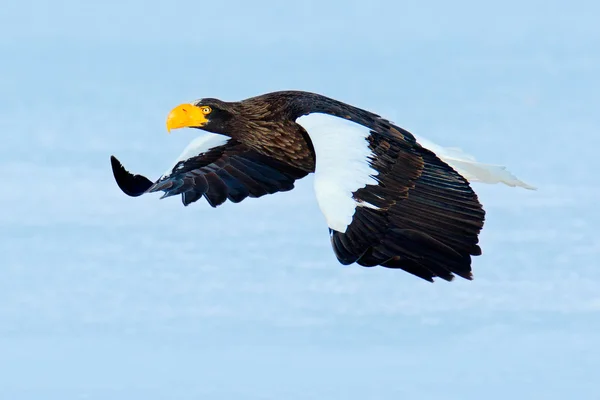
110;90;535;282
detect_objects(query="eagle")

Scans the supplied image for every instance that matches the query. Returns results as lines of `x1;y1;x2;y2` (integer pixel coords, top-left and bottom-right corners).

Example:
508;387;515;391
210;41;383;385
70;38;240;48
110;90;534;282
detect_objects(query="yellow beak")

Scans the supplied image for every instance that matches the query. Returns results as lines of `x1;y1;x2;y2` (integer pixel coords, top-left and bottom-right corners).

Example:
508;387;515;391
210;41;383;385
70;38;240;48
166;103;208;133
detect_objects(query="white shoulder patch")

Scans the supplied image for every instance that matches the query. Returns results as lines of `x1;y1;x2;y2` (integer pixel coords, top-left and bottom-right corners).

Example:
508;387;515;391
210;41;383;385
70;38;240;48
296;113;380;233
161;133;230;179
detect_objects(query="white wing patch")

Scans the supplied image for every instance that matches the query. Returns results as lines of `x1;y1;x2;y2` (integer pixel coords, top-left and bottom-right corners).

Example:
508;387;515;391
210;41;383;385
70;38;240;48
414;135;536;190
160;133;230;179
296;113;380;233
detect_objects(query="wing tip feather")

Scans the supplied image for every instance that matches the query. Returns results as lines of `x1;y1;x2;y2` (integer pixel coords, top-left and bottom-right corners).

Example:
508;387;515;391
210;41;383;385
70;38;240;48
110;155;154;197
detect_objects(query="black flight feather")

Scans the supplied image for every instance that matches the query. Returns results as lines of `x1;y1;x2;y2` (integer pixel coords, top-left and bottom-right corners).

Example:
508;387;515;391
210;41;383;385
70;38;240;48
110;155;153;197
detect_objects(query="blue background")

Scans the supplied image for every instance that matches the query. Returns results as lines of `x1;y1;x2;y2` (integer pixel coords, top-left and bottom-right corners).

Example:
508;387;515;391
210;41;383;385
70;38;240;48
1;0;599;398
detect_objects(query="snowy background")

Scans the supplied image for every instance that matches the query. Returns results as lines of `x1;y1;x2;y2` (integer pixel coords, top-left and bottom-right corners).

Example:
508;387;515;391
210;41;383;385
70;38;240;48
1;0;599;398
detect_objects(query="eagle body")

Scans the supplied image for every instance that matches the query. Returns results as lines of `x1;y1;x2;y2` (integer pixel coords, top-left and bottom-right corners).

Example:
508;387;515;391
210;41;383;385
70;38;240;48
111;90;534;282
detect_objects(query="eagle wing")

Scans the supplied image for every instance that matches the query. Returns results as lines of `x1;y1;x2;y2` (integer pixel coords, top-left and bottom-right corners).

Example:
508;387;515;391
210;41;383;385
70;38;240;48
110;133;309;207
296;112;485;282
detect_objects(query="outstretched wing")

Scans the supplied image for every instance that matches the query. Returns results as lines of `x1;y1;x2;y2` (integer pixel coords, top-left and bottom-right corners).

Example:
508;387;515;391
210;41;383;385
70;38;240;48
296;112;485;282
111;133;309;207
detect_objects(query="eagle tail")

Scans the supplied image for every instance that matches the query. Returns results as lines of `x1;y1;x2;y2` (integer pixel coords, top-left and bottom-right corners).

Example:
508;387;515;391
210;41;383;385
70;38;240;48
415;136;537;190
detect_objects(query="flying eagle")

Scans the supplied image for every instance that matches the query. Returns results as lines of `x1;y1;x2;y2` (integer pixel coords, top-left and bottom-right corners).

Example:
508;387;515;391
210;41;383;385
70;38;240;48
110;90;534;282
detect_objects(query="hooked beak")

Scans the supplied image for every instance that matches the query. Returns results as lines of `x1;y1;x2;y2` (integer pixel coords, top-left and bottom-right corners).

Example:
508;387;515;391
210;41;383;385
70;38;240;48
166;103;208;133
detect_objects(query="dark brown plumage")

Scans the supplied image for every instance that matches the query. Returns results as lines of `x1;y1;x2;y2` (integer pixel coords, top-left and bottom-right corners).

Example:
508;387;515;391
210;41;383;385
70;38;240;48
109;90;530;282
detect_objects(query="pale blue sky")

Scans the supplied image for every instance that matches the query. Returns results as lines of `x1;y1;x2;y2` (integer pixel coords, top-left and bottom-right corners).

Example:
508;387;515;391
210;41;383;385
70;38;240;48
1;1;599;399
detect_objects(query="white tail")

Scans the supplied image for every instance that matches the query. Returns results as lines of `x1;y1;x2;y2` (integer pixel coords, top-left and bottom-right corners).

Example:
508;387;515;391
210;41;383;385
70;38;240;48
415;135;536;190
